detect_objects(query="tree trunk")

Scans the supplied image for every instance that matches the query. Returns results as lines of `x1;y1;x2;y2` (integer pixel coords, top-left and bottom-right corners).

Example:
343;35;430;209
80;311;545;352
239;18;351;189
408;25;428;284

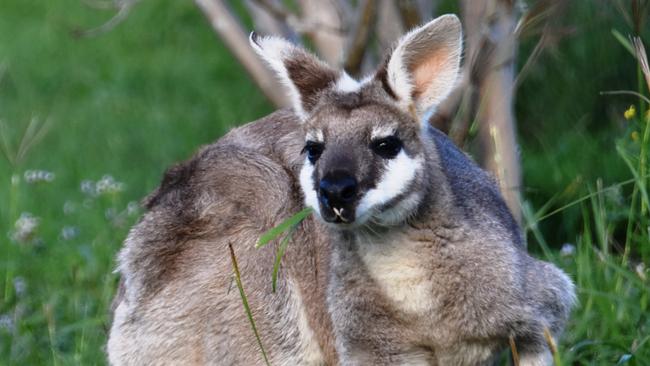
462;0;522;223
298;0;346;67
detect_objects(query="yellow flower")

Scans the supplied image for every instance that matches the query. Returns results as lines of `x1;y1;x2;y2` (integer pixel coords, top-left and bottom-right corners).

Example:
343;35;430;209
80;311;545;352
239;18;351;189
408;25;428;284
631;131;640;142
624;105;636;120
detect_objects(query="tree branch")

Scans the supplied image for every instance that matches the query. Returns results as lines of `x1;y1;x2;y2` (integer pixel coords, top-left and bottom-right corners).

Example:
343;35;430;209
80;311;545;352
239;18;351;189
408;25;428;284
298;0;347;66
244;0;297;40
194;0;289;107
397;0;423;30
376;0;405;51
343;0;376;76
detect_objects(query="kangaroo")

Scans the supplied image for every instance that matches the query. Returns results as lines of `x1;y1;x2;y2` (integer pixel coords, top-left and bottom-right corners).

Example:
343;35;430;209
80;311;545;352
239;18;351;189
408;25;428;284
108;14;575;366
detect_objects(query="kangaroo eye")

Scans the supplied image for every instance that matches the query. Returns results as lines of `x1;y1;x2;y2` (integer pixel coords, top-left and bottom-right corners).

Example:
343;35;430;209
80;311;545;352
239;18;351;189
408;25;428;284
371;136;402;159
303;141;325;163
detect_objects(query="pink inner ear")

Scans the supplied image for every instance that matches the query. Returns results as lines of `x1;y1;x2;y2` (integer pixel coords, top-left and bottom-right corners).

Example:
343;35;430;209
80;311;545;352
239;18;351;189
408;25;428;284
411;48;451;99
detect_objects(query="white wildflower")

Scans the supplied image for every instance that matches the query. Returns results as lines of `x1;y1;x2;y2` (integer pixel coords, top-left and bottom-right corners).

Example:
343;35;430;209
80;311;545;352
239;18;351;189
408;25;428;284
63;200;76;215
82;175;125;197
126;201;140;216
60;226;79;241
80;180;97;196
560;243;575;257
24;170;55;184
105;207;117;220
0;314;13;332
13;277;27;297
11;213;39;243
96;175;124;195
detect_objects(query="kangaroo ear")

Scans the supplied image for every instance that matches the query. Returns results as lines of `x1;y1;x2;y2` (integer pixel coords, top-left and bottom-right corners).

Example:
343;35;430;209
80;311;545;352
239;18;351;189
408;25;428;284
250;33;339;120
376;14;462;120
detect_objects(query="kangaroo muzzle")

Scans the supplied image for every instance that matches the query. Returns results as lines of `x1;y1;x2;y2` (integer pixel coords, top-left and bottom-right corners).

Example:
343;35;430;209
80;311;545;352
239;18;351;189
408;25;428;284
318;170;358;223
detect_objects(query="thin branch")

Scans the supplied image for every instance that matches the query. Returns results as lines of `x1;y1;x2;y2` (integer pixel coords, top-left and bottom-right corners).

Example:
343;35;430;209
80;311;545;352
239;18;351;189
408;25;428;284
245;0;297;40
376;0;405;51
600;90;650;104
253;0;346;36
73;0;136;38
194;0;289;107
298;0;347;66
343;0;376;76
251;0;291;19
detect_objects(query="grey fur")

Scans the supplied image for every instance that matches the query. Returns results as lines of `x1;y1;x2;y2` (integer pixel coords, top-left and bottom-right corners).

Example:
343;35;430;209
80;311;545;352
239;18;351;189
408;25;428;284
108;15;575;366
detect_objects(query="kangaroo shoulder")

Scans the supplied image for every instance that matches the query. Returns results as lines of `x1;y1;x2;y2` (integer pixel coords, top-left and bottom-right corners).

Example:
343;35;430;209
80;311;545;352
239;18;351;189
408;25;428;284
427;126;522;245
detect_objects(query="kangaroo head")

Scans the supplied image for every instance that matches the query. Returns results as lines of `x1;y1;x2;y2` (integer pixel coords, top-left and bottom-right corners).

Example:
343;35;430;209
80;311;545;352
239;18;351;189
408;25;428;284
251;15;462;228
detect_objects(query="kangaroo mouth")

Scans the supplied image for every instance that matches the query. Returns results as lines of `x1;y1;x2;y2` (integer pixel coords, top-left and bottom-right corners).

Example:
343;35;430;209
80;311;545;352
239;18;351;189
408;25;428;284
320;205;356;224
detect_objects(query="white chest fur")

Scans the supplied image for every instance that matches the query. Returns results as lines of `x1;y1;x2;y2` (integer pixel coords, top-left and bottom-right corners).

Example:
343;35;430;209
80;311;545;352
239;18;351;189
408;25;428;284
356;233;434;314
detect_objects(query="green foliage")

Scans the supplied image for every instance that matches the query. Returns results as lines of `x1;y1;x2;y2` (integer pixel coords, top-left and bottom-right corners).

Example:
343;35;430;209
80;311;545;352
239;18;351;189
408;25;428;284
516;1;650;245
0;0;648;365
257;207;313;248
0;0;269;364
228;244;271;366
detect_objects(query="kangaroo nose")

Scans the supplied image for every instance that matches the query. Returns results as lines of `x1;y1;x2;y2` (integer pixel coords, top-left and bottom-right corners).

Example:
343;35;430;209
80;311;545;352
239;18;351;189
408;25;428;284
319;171;358;208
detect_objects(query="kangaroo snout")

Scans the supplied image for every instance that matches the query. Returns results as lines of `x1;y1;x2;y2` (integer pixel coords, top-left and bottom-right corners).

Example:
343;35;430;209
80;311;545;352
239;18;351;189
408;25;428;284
318;170;358;223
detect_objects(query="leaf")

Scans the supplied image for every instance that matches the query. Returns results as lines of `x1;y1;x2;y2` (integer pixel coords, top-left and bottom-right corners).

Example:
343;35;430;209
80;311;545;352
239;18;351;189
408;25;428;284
257;207;313;248
228;243;271;366
611;29;635;56
271;224;299;293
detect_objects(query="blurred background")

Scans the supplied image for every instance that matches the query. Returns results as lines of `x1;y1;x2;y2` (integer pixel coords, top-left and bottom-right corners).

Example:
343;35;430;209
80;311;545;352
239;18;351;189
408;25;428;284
0;0;649;364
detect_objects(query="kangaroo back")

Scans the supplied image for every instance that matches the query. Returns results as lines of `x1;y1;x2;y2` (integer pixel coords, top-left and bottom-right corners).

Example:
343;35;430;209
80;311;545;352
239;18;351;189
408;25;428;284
108;111;337;365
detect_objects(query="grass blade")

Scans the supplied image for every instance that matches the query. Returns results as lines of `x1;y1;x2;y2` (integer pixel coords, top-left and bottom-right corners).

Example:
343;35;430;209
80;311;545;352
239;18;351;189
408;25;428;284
509;336;520;366
0;119;16;165
228;243;271;366
525;175;650;228
257;207;312;248
616;144;649;213
271;224;299;293
543;327;562;366
611;29;635;56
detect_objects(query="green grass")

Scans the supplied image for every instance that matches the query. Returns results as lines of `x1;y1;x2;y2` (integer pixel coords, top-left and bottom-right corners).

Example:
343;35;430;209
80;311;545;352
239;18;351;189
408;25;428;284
0;1;270;364
0;1;648;365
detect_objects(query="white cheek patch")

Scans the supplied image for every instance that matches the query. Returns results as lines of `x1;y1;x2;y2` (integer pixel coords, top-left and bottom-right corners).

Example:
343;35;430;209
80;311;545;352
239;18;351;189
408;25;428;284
372;191;422;225
299;158;321;216
356;151;423;220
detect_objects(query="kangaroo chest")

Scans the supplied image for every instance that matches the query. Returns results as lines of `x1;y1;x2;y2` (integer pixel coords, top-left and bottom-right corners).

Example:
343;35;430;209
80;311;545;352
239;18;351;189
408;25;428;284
355;232;439;315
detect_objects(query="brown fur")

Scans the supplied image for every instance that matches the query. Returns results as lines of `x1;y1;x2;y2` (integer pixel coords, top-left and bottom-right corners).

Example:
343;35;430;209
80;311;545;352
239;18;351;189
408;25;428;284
108;15;574;366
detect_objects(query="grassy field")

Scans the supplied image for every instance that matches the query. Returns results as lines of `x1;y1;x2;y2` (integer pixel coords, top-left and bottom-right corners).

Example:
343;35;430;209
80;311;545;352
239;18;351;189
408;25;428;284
0;1;649;365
